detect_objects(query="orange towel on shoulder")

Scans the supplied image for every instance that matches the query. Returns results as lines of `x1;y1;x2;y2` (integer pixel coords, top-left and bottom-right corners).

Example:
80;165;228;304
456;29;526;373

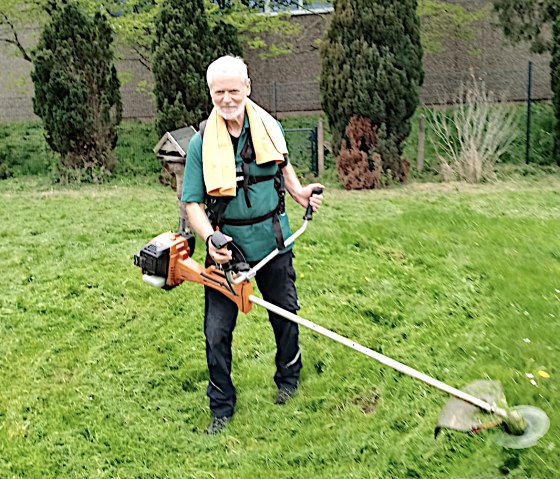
202;98;288;197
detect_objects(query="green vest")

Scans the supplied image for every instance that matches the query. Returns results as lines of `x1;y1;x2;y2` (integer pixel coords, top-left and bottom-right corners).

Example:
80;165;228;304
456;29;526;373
182;114;293;262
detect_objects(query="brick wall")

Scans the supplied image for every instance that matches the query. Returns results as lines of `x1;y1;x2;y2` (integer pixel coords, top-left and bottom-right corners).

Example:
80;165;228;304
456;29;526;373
0;2;551;122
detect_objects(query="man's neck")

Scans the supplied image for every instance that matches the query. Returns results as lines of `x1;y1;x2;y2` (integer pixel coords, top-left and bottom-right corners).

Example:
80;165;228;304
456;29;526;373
226;114;244;138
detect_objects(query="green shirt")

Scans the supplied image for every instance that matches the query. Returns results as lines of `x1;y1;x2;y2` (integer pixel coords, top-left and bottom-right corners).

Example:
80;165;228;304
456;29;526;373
182;114;293;262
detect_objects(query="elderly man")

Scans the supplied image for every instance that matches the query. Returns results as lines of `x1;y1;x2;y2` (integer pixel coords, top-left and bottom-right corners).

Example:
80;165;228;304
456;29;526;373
182;55;323;435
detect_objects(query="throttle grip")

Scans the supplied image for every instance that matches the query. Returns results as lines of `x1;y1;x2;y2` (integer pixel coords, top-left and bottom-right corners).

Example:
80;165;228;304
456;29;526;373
303;188;323;221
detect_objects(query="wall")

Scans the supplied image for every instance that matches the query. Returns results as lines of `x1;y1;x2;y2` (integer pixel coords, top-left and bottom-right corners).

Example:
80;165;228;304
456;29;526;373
0;1;552;122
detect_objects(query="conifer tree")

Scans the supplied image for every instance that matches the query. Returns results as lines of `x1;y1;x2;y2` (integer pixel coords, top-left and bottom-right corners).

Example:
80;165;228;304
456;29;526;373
31;3;122;182
152;0;241;136
320;0;423;185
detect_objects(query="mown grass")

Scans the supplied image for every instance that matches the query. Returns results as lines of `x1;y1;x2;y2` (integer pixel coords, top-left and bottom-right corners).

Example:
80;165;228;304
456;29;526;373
1;176;559;478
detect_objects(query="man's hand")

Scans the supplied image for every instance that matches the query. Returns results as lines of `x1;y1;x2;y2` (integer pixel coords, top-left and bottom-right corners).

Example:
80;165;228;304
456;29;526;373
299;183;324;212
282;163;324;212
207;233;233;265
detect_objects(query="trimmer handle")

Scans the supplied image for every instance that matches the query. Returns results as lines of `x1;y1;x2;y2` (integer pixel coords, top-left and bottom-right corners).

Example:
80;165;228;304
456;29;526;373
209;230;229;250
303;188;323;221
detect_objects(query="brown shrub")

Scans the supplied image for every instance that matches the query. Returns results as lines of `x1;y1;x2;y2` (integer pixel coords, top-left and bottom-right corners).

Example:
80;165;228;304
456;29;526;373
336;116;381;190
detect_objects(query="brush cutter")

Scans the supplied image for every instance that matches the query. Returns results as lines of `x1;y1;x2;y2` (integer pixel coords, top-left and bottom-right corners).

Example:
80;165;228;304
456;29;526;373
133;191;549;449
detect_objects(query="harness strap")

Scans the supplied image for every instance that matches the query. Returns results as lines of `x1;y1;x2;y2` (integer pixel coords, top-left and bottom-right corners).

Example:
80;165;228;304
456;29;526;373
220;209;277;226
220;206;286;251
200;119;286;250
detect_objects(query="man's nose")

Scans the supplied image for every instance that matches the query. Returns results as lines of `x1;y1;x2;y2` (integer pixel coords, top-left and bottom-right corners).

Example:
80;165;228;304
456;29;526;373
223;92;231;102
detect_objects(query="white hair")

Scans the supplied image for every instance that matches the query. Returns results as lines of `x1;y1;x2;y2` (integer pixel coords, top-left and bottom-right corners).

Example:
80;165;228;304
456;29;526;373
206;56;249;88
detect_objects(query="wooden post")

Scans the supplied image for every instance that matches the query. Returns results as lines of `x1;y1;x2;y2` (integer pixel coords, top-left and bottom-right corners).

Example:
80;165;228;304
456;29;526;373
417;114;425;173
167;161;190;234
317;118;324;176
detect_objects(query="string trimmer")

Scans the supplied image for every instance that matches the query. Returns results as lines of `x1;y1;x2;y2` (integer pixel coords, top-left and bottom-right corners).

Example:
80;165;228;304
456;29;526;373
133;192;549;449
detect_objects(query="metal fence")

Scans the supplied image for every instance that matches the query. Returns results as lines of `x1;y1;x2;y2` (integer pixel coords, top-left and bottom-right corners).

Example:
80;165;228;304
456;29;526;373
0;62;552;122
284;127;319;175
249;66;552;115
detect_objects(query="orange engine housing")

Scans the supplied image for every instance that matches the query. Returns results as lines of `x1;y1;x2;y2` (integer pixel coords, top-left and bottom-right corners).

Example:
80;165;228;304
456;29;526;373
134;232;253;313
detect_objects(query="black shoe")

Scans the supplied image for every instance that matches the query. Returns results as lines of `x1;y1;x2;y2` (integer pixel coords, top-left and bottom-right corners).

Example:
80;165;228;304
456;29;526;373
276;386;297;405
207;416;231;435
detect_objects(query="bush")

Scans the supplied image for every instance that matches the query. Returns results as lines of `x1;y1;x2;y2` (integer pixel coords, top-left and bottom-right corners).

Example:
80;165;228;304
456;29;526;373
336;116;380;189
31;4;122;183
0;121;159;180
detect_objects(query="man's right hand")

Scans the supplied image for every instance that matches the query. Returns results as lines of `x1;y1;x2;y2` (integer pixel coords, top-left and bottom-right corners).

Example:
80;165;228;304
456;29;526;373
207;232;233;265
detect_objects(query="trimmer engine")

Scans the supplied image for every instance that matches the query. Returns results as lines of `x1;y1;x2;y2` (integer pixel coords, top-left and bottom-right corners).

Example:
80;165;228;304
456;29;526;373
133;231;253;312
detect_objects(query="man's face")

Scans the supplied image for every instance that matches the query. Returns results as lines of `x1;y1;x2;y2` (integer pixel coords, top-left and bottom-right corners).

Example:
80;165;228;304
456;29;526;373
210;74;251;121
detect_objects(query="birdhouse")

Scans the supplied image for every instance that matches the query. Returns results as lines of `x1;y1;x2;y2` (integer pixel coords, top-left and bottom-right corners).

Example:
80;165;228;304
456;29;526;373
153;126;197;234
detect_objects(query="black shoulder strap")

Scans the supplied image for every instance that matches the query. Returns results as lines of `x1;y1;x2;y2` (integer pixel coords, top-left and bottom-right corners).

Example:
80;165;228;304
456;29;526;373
199;120;207;138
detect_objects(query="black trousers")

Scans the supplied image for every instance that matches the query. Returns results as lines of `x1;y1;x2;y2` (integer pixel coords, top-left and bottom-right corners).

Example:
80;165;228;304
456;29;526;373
204;251;302;418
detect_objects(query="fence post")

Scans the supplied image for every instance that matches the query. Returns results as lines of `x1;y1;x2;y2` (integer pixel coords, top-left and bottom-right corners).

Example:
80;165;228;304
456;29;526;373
525;60;533;164
309;127;318;176
417;114;425;173
317;119;324;176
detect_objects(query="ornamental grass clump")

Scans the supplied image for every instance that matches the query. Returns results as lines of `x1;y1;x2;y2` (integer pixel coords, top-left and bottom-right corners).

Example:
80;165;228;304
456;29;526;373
428;75;519;183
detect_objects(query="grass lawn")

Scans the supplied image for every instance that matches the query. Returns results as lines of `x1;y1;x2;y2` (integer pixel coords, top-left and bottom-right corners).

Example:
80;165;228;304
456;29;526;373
1;175;559;478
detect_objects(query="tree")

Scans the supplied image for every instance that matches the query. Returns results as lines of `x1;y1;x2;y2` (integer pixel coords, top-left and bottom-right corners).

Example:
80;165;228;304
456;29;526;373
494;0;560;165
1;1;299;69
418;0;488;55
320;0;423;186
31;3;122;182
493;0;558;54
152;0;210;137
152;0;242;137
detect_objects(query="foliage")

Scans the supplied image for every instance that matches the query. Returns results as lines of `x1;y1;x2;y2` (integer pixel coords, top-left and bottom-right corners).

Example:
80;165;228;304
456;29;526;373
552;17;560;165
0;120;158;179
204;1;300;60
493;0;558;54
1;1;300;69
152;0;211;137
418;0;488;55
493;0;560;166
152;0;243;137
31;3;122;183
427;75;519;183
1;177;559;477
320;0;423;187
336;116;381;190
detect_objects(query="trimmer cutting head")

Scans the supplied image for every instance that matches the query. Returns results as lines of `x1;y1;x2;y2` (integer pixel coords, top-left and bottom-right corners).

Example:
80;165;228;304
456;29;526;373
493;405;550;449
435;380;549;449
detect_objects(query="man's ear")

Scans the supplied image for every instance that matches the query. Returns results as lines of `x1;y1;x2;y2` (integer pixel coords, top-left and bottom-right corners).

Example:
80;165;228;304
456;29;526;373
246;78;251;96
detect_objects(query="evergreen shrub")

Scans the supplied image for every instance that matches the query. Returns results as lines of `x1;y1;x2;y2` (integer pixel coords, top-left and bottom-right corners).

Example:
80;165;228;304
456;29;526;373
320;0;423;187
31;4;122;183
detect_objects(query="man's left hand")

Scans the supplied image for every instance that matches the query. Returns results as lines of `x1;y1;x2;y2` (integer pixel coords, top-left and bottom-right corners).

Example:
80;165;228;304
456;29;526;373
299;183;324;212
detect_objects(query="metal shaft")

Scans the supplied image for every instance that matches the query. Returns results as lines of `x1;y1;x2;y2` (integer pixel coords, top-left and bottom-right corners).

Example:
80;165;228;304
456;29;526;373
249;294;509;419
232;220;309;284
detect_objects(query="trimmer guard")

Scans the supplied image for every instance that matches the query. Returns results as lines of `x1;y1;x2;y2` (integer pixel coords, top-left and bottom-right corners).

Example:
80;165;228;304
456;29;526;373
435;380;507;437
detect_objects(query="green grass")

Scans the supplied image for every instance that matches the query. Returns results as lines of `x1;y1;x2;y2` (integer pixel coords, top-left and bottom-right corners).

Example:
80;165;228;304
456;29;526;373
0;120;160;179
1;176;559;478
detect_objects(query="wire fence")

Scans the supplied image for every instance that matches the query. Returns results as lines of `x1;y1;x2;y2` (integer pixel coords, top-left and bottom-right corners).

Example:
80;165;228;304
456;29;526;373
248;65;552;115
0;61;553;122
